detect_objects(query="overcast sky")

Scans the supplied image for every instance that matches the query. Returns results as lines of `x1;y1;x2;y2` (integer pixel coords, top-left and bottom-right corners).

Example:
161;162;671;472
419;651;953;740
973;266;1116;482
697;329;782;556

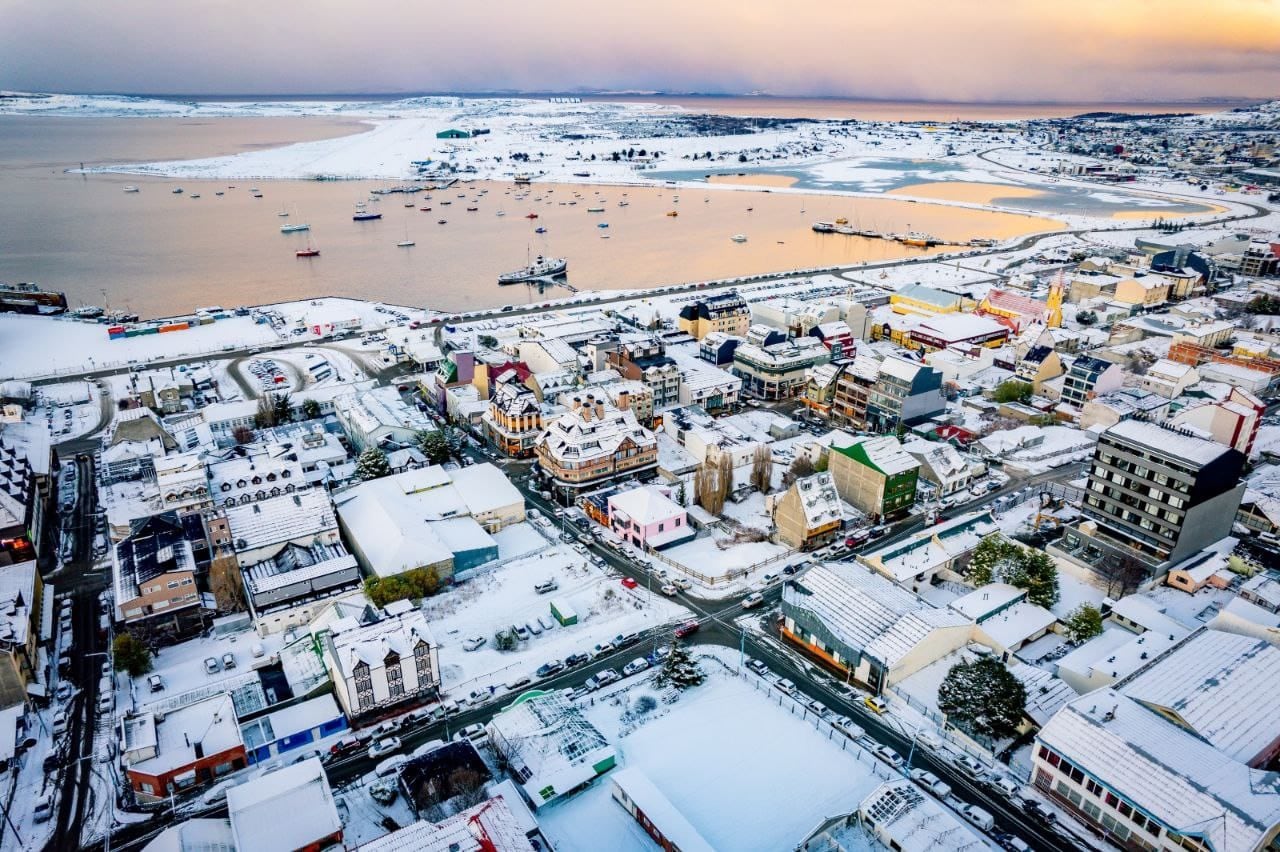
3;0;1278;102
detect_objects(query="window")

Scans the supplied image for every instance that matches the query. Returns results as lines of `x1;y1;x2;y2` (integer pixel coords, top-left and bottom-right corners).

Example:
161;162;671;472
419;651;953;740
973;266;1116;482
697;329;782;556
140;782;154;795
1084;801;1102;819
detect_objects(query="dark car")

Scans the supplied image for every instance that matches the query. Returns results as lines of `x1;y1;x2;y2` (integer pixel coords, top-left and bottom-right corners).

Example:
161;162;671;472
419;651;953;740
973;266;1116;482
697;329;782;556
674;620;700;639
536;661;564;678
564;653;590;667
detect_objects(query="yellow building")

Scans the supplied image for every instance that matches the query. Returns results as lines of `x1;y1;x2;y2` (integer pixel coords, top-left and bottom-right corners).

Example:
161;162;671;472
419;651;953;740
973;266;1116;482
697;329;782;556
889;284;967;317
677;291;751;340
1114;276;1170;309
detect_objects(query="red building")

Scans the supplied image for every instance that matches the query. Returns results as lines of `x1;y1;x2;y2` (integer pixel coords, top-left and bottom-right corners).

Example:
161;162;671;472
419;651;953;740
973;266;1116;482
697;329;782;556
121;694;247;801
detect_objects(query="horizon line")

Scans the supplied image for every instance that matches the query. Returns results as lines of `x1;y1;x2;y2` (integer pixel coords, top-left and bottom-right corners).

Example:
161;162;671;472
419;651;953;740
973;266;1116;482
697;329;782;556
6;88;1266;107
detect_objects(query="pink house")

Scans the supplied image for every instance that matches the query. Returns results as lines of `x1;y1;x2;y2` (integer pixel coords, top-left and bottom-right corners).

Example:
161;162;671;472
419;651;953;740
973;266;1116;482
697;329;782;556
608;487;695;551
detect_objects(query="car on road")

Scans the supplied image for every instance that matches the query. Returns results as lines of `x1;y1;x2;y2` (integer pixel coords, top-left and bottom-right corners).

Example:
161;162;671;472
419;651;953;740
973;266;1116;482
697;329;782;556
456;723;489;746
863;695;890;715
564;653;590;667
204;657;221;674
462;635;487;652
831;716;864;741
367;737;402;760
55;681;73;701
506;676;532;691
589;641;615;659
671;578;692;591
147;674;164;692
327;736;364;761
536;660;564;678
990;774;1022;797
412;739;446;759
909;768;952;798
374;754;410;778
805;697;830;718
370;720;400;739
774;677;796;696
649;645;671;663
1017;795;1056;824
52;710;68;736
622;658;650;677
745;658;769;676
913;729;942;751
741;592;765;609
871;743;903;769
621;577;638;589
221;652;236;670
673;620;700;639
660;584;678;596
961;804;995;832
995;834;1032;852
955;754;987;779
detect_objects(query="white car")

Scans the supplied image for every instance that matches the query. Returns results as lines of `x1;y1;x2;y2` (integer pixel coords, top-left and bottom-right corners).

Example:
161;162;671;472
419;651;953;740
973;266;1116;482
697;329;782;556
774;677;796;696
961;803;995;832
367;737;402;760
909;768;952;798
622;658;650;677
374;753;410;778
462;635;487;652
659;584;678;596
741;592;765;609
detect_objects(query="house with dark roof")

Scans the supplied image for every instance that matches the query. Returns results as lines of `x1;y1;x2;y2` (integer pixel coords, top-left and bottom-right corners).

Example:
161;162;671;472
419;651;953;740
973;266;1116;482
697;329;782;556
112;512;210;635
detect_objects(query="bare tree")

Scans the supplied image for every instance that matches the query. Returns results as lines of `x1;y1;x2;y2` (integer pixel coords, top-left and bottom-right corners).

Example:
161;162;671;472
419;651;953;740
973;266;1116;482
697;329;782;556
1097;552;1148;598
718;452;734;496
782;454;816;489
750;445;773;493
209;558;247;612
695;458;726;515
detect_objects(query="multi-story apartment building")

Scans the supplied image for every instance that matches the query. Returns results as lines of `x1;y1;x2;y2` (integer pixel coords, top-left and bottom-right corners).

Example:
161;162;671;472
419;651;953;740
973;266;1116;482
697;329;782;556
606;338;682;410
773;473;844;551
1062;419;1245;568
321;605;441;720
483;374;543;458
112;512;209;635
534;394;658;496
731;337;830;400
828;436;920;519
864;356;945;432
1060;355;1125;409
888;284;966;317
677;291;750;340
830;355;881;430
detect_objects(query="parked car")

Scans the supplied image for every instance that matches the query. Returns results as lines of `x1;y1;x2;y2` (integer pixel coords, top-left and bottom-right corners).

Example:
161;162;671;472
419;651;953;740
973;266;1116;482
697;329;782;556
526;620;542;636
221;652;236;670
147;674;164;692
456;723;489;745
774;677;797;696
909;768;952;798
564;653;590;668
506;676;532;691
533;579;559;594
914;729;942;751
671;578;692;591
589;641;615;659
621;577;638;589
991;775;1022;797
863;695;889;715
367;737;402;760
745;658;769;676
51;710;68;737
962;804;995;832
32;792;54;823
955;754;986;778
536;660;564;678
203;657;221;674
832;716;864;741
616;632;641;648
660;584;678;596
513;625;531;642
412;739;446;759
374;754;410;778
622;658;650;677
649;645;671;663
741;592;765;609
327;736;364;760
370;720;399;739
55;681;73;701
673;620;700;639
871;744;903;769
462;635;487;652
805;698;830;718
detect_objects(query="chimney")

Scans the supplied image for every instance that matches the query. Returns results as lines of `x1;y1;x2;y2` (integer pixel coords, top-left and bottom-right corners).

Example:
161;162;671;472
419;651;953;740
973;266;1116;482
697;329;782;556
595;400;605;420
617;390;630;411
193;740;204;759
571;396;582;411
581;404;592;422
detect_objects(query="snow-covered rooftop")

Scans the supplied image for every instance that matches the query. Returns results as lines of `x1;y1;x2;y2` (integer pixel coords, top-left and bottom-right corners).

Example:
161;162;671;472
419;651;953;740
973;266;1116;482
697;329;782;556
227;758;342;852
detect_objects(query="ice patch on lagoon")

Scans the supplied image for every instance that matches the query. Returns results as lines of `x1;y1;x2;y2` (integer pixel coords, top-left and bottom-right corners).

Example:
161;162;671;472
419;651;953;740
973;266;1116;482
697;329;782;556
1087;191;1178;207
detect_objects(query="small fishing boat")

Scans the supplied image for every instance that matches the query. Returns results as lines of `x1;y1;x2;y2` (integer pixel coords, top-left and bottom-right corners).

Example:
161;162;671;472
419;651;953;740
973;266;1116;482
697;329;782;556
353;202;381;221
398;239;415;247
215;191;224;196
123;185;140;193
296;247;320;257
437;219;447;224
466;206;478;212
404;202;415;208
731;234;747;243
172;187;183;194
496;210;506;217
597;222;609;229
665;210;678;217
280;222;310;233
419;207;432;212
251;191;263;198
278;207;290;217
534;226;547;234
190;193;201;199
586;206;605;213
525;213;539;219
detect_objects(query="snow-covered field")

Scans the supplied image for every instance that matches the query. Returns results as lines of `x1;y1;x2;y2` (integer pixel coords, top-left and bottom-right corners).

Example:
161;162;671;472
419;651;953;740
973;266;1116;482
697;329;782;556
423;536;689;699
540;661;895;852
23;380;102;441
0;298;410;380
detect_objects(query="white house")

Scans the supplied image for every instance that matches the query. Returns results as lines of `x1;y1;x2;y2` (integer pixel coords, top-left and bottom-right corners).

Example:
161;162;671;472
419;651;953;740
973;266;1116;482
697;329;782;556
320;604;441;719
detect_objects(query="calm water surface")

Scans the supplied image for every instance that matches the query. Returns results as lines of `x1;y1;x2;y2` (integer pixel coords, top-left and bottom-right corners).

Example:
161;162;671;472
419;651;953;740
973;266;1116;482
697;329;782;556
0;116;1064;318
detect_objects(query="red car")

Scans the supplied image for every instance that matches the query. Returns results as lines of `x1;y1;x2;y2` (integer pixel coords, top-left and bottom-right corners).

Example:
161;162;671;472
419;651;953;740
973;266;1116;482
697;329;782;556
621;577;638;589
674;620;700;639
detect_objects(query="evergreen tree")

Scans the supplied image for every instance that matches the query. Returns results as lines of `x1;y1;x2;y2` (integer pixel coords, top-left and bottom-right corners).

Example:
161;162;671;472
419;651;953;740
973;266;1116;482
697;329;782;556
938;657;1026;741
1064;604;1104;644
1007;549;1060;609
272;393;294;425
355;447;392;481
654;644;704;690
415;430;452;465
301;399;322;420
113;632;152;677
966;535;1022;586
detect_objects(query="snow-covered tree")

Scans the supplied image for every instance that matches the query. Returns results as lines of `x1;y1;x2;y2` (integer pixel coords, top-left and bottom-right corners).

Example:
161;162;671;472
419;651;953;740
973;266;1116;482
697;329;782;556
654;644;704;690
965;535;1022;586
966;534;1059;608
355;447;392;481
1064;603;1104;644
938;657;1026;741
